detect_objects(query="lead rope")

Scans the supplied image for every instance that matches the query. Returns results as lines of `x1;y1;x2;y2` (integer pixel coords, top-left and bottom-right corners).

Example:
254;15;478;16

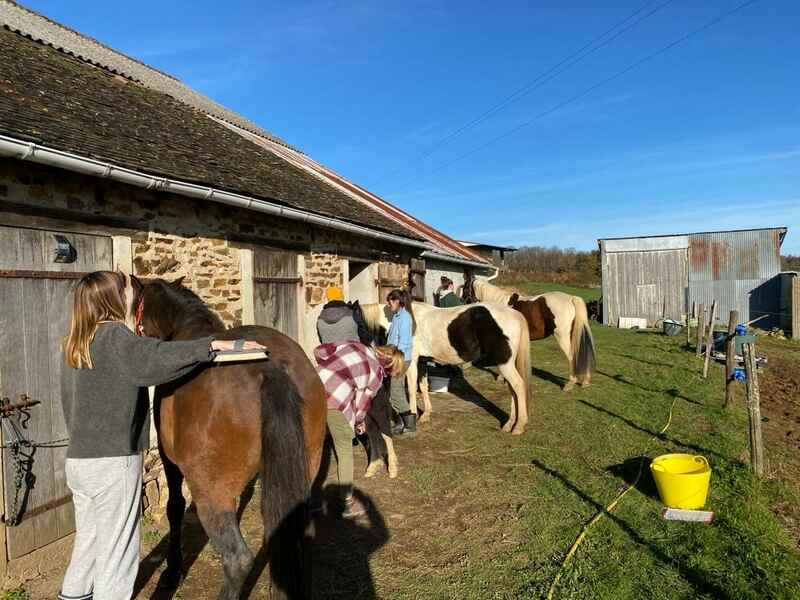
546;396;678;600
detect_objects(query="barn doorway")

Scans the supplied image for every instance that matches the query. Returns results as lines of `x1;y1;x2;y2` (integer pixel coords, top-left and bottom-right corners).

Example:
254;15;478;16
347;259;378;305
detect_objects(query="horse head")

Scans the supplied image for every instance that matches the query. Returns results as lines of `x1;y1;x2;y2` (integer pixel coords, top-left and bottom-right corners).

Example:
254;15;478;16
461;272;478;304
130;275;224;340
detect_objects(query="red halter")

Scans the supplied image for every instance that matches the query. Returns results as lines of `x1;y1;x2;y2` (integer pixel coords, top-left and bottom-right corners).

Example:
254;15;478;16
134;296;145;337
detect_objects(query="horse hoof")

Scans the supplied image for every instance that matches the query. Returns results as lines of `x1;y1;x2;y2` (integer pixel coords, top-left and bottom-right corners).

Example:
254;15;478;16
157;569;183;589
418;414;431;425
501;422;514;433
511;427;526;436
388;467;398;479
580;381;591;388
365;461;382;478
563;383;575;392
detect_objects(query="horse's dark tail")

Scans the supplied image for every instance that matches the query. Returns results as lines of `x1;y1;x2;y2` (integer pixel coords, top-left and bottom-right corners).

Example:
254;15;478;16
260;364;308;599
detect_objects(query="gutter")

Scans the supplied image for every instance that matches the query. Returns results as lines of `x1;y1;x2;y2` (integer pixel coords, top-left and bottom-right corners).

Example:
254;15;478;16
420;250;496;272
0;134;436;250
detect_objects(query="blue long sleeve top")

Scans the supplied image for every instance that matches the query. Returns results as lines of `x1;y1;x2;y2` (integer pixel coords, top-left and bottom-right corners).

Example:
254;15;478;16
387;307;414;361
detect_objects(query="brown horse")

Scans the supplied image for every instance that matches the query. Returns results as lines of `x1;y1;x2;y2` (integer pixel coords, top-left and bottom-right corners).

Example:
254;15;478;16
131;276;326;600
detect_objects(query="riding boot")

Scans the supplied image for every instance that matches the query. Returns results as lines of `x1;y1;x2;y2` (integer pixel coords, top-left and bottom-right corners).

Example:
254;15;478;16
391;416;405;436
401;412;416;435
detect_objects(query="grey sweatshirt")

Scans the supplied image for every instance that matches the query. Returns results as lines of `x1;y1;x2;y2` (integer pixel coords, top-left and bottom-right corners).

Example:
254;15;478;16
61;322;214;459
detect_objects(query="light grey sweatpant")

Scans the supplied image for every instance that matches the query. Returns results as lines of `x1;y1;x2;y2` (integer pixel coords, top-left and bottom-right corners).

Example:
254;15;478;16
60;454;143;600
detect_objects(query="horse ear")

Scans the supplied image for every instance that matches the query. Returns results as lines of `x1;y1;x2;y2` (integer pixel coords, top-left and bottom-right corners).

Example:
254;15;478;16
130;275;144;294
509;293;520;307
170;276;186;288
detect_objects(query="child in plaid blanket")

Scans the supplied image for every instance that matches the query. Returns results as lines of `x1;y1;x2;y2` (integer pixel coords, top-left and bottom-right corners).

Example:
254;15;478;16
315;341;403;518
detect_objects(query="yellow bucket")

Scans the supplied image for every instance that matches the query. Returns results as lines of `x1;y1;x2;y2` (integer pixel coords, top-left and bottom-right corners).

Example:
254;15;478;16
650;453;711;509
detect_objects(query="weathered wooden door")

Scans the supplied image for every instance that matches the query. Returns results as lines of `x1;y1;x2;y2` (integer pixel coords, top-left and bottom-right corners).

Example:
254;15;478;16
409;258;426;302
378;262;406;302
253;249;300;340
0;225;113;559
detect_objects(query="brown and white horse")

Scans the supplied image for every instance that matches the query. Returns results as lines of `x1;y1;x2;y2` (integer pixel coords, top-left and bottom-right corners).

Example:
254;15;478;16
464;279;596;391
362;300;531;435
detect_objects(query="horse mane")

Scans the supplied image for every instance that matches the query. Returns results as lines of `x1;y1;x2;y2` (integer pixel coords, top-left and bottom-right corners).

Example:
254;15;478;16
475;280;514;305
151;279;225;335
360;303;386;332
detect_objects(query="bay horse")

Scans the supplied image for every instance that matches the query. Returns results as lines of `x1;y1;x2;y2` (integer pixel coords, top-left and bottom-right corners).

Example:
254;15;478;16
362;300;531;435
463;278;596;391
130;276;327;600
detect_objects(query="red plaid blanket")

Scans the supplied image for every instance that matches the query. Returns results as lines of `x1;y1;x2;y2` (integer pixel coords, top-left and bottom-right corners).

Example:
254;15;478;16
314;342;387;433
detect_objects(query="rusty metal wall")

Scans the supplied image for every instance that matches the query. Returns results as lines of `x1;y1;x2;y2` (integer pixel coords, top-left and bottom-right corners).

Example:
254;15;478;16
687;229;783;326
600;228;785;327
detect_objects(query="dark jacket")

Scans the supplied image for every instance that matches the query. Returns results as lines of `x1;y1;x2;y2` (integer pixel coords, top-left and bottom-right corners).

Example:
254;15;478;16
437;289;464;308
317;300;373;346
61;322;213;459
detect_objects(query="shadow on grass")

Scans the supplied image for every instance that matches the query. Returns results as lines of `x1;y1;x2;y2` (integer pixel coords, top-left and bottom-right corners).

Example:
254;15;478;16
531;459;733;600
532;367;568;389
576;397;722;460
447;373;509;426
596;369;703;405
605;456;660;502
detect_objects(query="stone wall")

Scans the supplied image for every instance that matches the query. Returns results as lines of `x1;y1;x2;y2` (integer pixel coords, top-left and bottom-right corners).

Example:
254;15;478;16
305;251;345;307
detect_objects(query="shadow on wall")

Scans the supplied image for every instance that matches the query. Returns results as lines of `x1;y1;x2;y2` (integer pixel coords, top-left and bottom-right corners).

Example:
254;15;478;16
749;275;783;330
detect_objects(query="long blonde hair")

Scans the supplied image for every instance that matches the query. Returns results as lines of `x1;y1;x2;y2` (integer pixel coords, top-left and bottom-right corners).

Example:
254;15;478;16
64;271;128;369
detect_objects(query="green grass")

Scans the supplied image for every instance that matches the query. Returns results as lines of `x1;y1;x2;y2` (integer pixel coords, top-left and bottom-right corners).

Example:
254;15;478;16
505;280;601;302
0;589;30;600
374;322;800;599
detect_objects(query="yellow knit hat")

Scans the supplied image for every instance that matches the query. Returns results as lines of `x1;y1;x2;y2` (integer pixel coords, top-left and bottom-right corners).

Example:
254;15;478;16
326;286;344;301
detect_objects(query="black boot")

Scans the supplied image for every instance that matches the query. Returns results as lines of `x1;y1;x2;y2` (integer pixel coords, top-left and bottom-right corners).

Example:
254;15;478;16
401;412;416;436
391;416;405;436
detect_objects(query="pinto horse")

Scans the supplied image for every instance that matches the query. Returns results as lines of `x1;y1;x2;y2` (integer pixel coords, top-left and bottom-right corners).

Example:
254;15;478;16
464;278;596;391
362;300;531;434
131;276;326;600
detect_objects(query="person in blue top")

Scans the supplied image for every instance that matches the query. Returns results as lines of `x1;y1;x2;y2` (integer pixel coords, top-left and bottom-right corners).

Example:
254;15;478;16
386;288;416;435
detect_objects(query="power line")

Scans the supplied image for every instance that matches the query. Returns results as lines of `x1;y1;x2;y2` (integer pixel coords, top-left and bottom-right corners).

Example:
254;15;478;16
371;0;676;186
388;0;760;196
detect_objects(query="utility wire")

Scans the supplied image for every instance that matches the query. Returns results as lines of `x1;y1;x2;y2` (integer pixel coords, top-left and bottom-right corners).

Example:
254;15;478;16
388;0;760;196
372;0;675;186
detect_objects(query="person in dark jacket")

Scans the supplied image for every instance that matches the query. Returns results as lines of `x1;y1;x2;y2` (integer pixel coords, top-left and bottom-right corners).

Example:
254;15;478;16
317;286;373;346
435;276;464;308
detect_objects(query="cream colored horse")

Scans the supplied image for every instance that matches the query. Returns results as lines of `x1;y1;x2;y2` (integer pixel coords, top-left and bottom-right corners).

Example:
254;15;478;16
468;280;596;391
362;301;532;435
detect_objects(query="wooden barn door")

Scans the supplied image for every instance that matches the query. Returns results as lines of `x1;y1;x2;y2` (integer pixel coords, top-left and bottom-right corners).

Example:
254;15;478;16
378;262;406;301
0;225;112;559
253;249;301;340
409;258;426;302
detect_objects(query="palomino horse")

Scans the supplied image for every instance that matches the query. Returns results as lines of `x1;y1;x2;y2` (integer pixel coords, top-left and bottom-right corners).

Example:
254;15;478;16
362;301;531;434
131;277;327;600
464;279;596;391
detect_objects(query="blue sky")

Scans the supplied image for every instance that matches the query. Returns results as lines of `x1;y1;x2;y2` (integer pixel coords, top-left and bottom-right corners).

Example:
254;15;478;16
27;0;800;252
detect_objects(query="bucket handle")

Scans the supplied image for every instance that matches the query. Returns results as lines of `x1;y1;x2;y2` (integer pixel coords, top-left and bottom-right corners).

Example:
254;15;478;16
651;463;665;473
693;455;709;468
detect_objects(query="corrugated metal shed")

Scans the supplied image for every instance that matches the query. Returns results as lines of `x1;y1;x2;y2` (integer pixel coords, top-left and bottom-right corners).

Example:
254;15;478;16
599;227;788;327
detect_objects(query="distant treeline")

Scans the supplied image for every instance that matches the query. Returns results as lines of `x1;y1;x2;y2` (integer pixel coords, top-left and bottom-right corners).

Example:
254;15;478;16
782;255;800;272
499;248;800;286
501;246;600;286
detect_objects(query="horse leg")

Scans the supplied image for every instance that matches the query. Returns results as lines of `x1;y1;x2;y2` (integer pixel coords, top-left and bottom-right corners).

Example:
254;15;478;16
159;455;186;588
418;367;433;424
554;329;577;391
364;414;386;478
193;494;254;600
406;359;419;417
383;433;399;478
498;361;528;435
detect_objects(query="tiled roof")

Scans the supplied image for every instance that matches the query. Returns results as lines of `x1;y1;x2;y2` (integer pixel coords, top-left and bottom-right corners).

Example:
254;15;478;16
0;0;298;151
0;26;423;239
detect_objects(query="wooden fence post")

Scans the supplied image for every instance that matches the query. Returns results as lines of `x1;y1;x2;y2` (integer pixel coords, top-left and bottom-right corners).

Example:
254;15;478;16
742;342;764;477
687;301;695;348
725;310;738;408
793;277;800;341
696;304;706;357
703;300;717;378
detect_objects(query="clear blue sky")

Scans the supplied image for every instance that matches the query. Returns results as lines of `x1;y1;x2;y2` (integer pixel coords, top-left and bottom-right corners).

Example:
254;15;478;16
26;0;800;253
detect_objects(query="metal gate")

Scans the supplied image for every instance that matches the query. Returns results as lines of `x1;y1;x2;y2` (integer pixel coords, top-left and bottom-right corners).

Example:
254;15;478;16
0;225;113;559
253;249;301;340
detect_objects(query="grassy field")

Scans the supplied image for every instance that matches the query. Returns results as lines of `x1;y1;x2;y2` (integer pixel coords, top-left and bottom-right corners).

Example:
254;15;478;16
18;282;800;600
499;279;601;302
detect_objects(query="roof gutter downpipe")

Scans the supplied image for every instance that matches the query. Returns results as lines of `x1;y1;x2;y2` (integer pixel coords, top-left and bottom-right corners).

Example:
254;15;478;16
0;134;445;251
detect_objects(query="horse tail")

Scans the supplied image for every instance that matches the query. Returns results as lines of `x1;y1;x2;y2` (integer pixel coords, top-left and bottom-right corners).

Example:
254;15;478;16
514;310;531;407
260;364;309;598
570;295;597;379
